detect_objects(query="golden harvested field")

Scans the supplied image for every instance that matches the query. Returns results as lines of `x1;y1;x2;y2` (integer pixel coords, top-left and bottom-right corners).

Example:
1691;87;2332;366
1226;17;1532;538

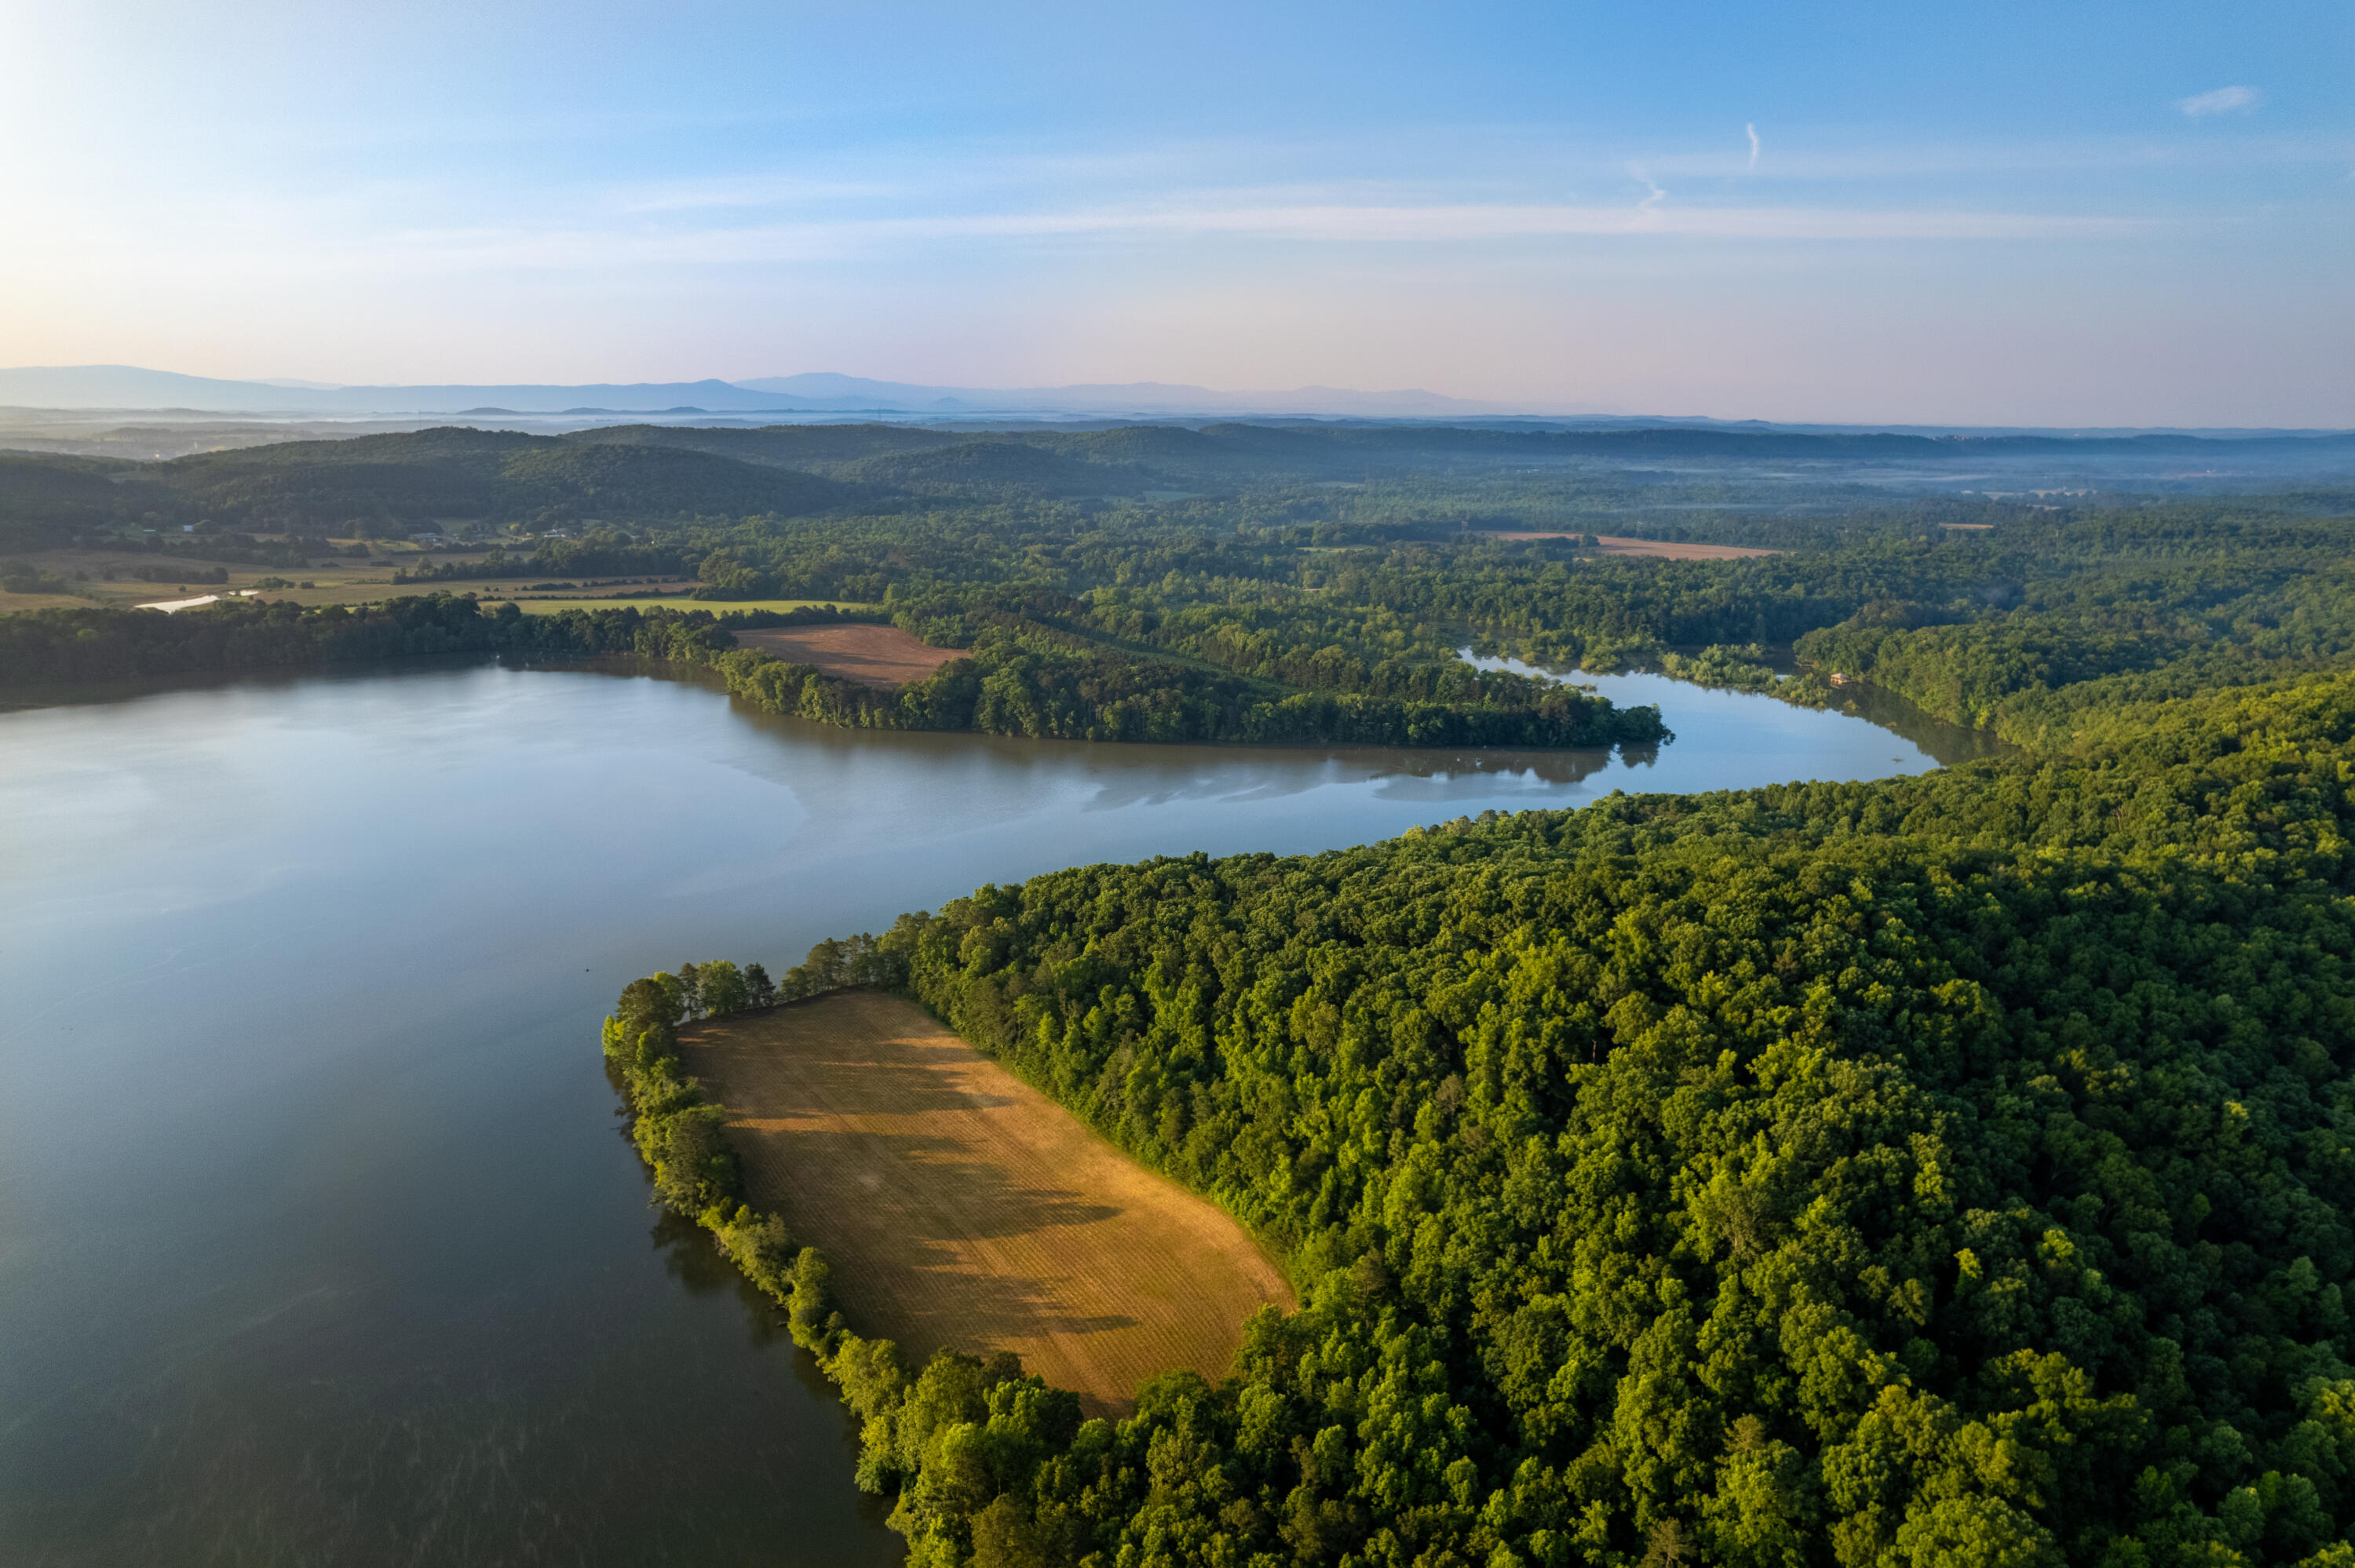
681;990;1294;1415
730;623;965;687
1477;531;1780;560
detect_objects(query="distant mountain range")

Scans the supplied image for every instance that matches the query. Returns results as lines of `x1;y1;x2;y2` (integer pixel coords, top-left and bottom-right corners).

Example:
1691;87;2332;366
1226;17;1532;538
0;365;1513;418
728;372;1510;417
5;366;2348;437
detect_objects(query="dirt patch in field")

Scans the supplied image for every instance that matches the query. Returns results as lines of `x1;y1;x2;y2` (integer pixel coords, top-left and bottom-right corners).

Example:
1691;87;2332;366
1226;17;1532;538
1479;531;1781;560
730;624;964;687
682;990;1294;1415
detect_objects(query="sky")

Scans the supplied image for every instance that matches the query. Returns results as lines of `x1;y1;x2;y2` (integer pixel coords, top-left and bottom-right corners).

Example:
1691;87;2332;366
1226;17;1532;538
2;0;2349;425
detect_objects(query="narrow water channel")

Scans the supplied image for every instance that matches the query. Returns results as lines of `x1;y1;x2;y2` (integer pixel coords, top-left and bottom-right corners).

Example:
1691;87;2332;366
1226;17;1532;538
0;659;1988;1565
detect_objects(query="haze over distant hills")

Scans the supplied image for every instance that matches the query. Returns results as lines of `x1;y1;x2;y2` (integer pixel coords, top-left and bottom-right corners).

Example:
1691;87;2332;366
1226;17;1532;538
4;366;2347;439
726;373;1513;418
0;365;1513;418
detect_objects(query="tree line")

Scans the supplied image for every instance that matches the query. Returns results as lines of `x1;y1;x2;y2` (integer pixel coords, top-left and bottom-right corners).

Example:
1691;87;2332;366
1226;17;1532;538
0;595;1668;750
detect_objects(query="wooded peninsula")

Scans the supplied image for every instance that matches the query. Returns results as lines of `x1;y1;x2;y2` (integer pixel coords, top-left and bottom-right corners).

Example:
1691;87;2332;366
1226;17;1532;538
615;645;2355;1568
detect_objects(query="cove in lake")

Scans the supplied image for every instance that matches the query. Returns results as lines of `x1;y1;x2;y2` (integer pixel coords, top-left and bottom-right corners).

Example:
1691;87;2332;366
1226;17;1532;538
0;659;1984;1565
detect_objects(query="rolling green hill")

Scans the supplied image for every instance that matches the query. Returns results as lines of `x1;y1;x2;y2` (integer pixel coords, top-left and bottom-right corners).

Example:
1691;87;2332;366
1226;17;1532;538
0;427;867;532
1027;424;1269;478
559;421;961;472
486;441;855;521
836;437;1150;496
0;451;180;546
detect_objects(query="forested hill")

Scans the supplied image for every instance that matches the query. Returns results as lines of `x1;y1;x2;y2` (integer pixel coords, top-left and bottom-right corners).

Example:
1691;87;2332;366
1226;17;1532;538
562;419;2355;490
0;426;861;543
578;418;2355;465
623;662;2355;1568
7;419;2353;549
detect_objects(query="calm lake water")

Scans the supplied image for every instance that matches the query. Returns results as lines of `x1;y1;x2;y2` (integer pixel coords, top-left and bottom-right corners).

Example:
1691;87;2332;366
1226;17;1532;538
0;659;1983;1565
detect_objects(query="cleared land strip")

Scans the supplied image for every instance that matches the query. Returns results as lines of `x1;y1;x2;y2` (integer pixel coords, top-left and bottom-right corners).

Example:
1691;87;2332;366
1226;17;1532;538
730;623;965;687
681;990;1294;1415
1475;531;1780;560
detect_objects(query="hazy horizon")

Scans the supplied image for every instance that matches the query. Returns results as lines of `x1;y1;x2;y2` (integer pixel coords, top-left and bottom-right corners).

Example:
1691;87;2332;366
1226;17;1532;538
13;363;2355;432
3;2;2348;426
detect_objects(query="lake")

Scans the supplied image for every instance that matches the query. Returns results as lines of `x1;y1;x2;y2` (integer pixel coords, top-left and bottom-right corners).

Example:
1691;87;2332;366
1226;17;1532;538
0;658;1983;1564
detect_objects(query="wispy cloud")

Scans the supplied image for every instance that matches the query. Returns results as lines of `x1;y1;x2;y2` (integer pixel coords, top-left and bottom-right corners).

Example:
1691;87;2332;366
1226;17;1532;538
594;125;2346;231
615;175;904;213
2178;85;2263;117
1628;166;1669;214
239;202;2154;276
9;171;2166;287
1638;129;2349;182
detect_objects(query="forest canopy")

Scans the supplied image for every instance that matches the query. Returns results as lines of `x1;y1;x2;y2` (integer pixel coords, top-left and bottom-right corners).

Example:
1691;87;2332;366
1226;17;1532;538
612;658;2355;1568
543;467;2355;1567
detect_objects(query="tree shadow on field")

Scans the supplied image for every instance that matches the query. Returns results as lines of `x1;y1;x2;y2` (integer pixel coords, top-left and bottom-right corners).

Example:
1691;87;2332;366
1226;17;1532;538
684;1016;1016;1116
724;1119;1148;1358
737;1124;1125;1244
856;1244;1143;1361
684;994;1264;1408
785;1050;1016;1114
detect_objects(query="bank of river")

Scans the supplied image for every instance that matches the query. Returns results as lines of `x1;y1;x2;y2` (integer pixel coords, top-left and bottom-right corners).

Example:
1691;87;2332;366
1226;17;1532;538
0;659;1985;1565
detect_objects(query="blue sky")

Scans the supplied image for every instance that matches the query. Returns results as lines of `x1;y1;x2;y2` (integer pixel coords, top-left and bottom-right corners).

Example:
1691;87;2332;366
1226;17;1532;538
2;1;2347;423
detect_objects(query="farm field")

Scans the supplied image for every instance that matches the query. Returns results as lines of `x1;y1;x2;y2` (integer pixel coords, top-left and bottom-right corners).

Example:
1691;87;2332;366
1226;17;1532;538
0;545;493;614
0;545;885;620
681;990;1294;1415
0;561;400;614
1474;530;1780;560
728;622;962;685
506;595;872;616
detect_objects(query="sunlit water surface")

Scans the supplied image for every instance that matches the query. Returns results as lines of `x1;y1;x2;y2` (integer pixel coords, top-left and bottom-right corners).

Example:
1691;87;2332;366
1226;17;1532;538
0;659;1982;1565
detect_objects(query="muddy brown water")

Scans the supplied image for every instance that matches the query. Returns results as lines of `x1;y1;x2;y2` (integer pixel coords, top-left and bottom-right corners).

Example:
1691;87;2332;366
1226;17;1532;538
0;657;1982;1565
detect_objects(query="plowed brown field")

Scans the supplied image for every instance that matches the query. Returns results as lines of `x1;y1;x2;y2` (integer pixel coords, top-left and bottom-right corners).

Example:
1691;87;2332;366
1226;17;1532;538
730;624;963;687
681;990;1294;1414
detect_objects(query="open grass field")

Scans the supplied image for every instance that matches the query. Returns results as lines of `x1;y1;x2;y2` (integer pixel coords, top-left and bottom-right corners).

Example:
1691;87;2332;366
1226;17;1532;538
729;622;964;686
0;588;93;613
506;596;874;616
0;545;481;615
0;557;396;615
0;547;879;621
1476;531;1781;560
681;990;1294;1415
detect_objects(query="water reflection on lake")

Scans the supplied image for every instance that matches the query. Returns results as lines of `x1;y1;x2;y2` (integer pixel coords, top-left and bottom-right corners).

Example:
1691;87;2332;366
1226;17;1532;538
1459;651;2007;772
0;658;1986;1565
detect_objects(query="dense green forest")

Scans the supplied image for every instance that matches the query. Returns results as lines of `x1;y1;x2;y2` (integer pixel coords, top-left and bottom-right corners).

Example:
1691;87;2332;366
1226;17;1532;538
613;653;2355;1568
543;454;2355;1566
